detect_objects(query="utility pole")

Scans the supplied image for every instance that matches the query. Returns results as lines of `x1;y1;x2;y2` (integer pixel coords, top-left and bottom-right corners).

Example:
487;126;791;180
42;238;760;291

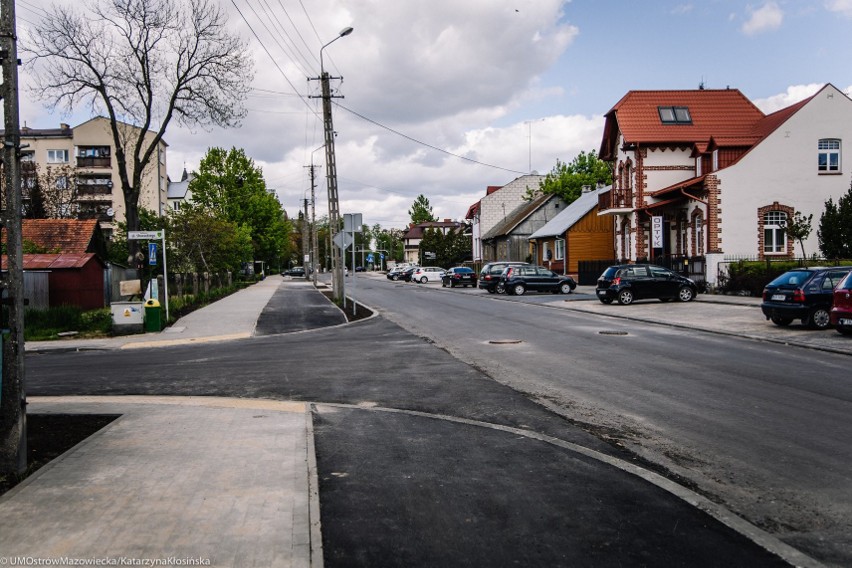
0;0;27;475
307;164;320;286
302;197;310;278
309;26;353;304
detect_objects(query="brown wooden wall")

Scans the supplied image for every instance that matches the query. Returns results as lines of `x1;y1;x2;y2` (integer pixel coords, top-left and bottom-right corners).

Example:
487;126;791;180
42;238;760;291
566;209;615;274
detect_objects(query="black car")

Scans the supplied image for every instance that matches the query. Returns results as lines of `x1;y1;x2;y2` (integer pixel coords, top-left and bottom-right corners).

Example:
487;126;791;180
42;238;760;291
478;261;529;294
442;267;477;288
760;266;852;329
287;266;306;278
500;265;576;296
596;264;697;305
399;266;418;282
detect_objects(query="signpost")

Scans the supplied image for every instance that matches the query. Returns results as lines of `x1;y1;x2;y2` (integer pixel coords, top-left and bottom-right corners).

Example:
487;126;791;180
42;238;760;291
128;230;169;322
651;216;664;253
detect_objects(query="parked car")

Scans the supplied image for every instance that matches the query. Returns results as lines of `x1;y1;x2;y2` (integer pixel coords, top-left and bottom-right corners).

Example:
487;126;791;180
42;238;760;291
442;267;477;288
399;266;419;282
411;266;446;284
478;261;529;294
387;265;410;280
355;266;366;272
287;266;306;278
761;266;852;329
500;265;576;296
831;270;852;335
596;264;698;305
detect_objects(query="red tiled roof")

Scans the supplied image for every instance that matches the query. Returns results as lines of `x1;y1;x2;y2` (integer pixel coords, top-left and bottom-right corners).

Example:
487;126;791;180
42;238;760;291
600;89;765;159
22;219;100;255
465;201;480;220
485;185;502;195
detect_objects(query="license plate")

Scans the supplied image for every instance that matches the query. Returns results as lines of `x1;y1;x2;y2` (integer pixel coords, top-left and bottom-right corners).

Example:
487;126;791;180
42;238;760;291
840;318;852;326
597;290;606;296
771;294;786;301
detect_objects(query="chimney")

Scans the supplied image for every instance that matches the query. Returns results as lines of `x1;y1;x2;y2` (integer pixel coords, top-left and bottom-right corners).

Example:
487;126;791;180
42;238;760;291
60;123;70;130
581;185;592;194
443;218;451;223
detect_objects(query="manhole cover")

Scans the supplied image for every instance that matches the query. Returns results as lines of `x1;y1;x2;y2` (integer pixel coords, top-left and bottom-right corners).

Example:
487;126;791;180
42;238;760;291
488;339;523;344
599;330;628;336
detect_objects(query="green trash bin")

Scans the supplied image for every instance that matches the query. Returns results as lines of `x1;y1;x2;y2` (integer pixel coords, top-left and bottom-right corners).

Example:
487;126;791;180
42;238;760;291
144;299;162;332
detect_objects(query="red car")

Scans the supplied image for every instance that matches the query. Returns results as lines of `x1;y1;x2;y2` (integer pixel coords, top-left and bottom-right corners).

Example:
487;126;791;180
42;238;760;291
830;271;852;335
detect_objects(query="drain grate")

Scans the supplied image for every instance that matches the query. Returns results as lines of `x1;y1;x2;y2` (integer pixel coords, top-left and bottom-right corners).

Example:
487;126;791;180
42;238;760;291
599;330;628;336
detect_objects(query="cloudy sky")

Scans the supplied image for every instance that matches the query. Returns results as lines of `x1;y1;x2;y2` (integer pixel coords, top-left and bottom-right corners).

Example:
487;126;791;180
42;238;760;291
13;0;852;229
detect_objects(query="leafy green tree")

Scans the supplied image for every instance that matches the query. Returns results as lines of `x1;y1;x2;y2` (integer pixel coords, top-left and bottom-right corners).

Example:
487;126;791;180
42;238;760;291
189;147;289;266
529;151;613;204
167;207;253;273
819;182;852;259
418;227;470;267
409;194;437;224
784;211;813;259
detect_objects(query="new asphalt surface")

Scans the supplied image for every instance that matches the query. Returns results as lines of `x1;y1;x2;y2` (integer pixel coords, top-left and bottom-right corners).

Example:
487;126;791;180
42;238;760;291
4;275;837;567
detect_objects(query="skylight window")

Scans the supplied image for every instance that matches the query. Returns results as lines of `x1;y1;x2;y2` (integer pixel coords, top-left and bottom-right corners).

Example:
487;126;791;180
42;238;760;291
659;106;692;124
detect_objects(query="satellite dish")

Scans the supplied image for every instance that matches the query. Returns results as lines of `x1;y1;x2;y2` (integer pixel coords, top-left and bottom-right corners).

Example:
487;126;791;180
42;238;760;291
106;207;114;217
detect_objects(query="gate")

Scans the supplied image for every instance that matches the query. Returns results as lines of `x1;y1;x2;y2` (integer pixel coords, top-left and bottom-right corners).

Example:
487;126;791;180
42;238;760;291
577;259;616;285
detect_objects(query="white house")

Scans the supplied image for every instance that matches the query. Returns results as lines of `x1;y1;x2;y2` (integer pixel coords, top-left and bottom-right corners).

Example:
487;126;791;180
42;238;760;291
597;83;852;284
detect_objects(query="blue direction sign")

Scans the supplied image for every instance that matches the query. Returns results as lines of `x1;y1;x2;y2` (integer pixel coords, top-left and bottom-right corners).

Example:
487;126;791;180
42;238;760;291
366;253;374;263
148;242;157;265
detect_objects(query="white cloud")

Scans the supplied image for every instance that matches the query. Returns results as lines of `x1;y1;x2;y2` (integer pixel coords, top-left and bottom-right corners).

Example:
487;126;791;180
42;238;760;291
741;1;784;35
825;0;852;17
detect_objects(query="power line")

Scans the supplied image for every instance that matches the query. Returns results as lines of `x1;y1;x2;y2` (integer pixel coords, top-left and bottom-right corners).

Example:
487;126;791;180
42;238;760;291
335;103;528;175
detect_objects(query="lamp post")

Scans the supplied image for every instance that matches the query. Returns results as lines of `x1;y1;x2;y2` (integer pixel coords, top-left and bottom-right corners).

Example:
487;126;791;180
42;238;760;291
319;26;353;303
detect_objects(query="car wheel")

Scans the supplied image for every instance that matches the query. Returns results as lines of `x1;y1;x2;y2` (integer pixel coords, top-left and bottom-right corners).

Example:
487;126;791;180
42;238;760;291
599;297;613;305
496;282;506;294
677;286;695;302
450;281;456;288
805;307;831;330
391;275;399;281
512;284;526;296
420;276;428;284
559;282;572;294
487;288;496;294
441;281;447;287
770;316;793;326
617;289;634;305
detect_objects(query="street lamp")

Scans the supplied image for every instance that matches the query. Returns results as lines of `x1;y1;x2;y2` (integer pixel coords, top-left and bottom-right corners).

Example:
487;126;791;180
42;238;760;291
319;26;353;303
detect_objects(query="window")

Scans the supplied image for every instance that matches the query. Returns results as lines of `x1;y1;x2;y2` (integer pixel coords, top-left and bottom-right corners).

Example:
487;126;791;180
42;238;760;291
47;149;69;163
555;239;565;261
542;242;551;262
658;106;692;124
55;176;68;190
764;211;787;253
818;139;841;173
712;150;719;171
695;156;702;177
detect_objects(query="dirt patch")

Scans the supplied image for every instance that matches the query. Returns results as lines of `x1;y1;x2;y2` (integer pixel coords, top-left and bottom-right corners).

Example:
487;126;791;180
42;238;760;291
320;291;374;322
0;413;119;497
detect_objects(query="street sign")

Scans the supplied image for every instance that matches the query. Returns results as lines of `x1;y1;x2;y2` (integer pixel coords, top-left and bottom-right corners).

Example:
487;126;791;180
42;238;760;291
651;216;664;249
148;242;157;265
333;232;354;249
380;253;385;260
343;213;363;232
128;230;164;240
366;253;374;263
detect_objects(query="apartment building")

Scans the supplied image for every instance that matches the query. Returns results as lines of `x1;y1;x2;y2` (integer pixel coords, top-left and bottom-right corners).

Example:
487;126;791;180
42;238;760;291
16;116;168;239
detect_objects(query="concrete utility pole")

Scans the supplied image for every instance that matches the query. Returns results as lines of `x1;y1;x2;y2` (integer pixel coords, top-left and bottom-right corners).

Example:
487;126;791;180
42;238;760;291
310;26;353;304
0;0;27;475
302;197;310;277
307;164;320;286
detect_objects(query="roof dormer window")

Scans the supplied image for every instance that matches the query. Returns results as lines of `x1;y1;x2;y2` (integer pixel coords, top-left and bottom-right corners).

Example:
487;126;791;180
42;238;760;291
659;106;692;124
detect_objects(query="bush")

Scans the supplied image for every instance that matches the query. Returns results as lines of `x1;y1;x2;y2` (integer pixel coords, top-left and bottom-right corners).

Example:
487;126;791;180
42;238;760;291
24;306;111;341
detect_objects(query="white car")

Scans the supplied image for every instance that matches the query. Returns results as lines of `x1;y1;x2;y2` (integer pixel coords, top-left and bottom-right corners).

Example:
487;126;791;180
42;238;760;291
411;266;446;283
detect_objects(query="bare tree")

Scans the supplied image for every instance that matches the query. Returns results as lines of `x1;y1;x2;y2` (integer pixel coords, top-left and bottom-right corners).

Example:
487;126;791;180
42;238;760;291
24;0;254;254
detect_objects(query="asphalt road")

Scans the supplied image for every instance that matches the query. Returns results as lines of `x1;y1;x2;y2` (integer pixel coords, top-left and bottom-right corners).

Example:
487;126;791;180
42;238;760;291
23;278;844;566
352;275;852;566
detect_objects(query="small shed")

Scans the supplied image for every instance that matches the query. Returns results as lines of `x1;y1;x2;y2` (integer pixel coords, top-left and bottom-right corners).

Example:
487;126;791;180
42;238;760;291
23;253;106;310
529;186;615;276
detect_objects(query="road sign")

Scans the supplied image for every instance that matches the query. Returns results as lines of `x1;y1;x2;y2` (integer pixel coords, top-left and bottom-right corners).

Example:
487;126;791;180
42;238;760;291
380;253;385;260
366;253;374;263
333;232;353;249
148;242;157;265
343;213;363;232
128;230;164;240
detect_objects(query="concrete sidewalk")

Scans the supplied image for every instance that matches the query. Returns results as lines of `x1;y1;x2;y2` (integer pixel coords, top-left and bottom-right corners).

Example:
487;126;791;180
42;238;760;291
0;396;320;567
26;275;292;352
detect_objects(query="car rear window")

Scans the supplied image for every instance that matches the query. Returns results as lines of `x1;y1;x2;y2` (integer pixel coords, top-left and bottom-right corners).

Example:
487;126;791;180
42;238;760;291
601;267;619;279
768;270;812;288
838;271;852;290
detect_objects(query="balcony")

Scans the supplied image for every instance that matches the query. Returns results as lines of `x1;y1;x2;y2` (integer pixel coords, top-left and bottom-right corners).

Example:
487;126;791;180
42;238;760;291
598;188;634;215
77;156;112;168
